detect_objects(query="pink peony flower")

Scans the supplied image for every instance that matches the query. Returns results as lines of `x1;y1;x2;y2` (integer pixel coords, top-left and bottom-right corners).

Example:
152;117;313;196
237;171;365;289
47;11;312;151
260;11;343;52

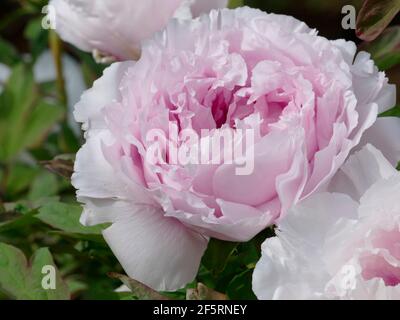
49;0;228;60
253;145;400;300
72;8;399;290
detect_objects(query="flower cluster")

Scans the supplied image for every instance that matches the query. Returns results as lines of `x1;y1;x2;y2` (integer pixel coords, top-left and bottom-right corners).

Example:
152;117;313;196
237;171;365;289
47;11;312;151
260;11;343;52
53;2;400;298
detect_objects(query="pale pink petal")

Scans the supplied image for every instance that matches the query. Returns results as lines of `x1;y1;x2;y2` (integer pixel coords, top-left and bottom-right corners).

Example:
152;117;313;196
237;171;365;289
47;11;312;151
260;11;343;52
190;0;228;17
103;203;208;291
74;62;134;132
329;144;397;200
358;117;400;167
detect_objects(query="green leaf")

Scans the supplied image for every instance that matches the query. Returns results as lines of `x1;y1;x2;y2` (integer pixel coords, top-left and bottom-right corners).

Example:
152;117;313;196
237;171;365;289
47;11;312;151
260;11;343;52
58;124;81;154
226;269;256;300
360;26;400;70
228;0;244;9
0;243;70;300
30;248;70;300
380;105;400;117
201;239;238;275
37;202;105;235
28;171;59;200
22;100;64;148
0;64;37;131
0;243;30;299
356;0;400;41
0;209;38;233
0;37;19;65
0;64;64;161
5;163;38;197
24;17;49;60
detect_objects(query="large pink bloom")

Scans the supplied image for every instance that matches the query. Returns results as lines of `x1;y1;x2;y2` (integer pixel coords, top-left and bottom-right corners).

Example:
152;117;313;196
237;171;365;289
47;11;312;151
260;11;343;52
253;145;400;300
72;8;399;290
50;0;228;60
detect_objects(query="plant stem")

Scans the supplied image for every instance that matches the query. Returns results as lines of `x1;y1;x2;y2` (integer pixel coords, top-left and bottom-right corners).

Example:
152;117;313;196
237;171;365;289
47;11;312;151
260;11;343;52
0;163;10;208
49;30;68;111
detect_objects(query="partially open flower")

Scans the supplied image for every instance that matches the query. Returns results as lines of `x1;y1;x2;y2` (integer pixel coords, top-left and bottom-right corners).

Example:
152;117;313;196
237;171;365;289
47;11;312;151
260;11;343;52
253;145;400;300
49;0;228;60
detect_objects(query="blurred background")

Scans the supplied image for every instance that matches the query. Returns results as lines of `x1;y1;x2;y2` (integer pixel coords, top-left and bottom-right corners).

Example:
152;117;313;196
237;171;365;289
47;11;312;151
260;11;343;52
0;0;399;300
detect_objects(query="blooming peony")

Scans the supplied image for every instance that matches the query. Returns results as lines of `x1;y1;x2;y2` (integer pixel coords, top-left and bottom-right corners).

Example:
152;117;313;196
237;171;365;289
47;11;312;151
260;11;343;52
253;144;400;300
72;7;399;291
49;0;228;60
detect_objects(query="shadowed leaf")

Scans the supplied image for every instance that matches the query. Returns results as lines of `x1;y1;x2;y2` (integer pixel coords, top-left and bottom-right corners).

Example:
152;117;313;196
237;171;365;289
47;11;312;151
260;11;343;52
0;243;70;300
0;209;38;233
359;26;400;70
108;272;170;300
229;0;244;9
356;0;400;41
186;283;227;300
201;239;238;275
41;155;75;180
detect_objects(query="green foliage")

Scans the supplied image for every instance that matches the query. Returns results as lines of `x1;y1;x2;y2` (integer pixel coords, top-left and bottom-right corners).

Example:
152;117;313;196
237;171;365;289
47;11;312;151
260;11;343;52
380;105;400;117
356;0;400;41
24;17;49;60
360;27;400;70
197;228;275;300
37;202;106;236
201;239;238;275
0;208;38;233
229;0;244;9
0;38;19;66
0;243;70;300
0;64;64;161
226;269;256;300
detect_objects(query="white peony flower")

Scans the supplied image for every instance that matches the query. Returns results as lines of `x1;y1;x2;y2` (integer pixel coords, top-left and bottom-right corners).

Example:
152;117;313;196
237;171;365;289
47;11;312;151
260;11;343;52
50;0;228;60
253;144;400;300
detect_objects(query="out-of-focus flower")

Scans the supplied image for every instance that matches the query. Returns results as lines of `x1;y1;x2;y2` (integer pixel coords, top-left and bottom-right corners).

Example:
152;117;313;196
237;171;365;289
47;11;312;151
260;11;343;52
34;51;86;132
49;0;228;61
1;54;85;132
0;63;11;94
72;8;399;291
253;144;400;300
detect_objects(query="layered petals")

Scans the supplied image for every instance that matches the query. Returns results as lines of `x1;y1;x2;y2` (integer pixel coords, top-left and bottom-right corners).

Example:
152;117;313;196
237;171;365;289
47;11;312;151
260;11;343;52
253;145;400;300
50;0;228;60
72;7;397;291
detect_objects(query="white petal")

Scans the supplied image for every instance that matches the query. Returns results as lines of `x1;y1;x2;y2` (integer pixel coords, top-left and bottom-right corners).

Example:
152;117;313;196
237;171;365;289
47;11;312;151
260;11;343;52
72;131;124;199
72;131;153;206
328;144;397;201
252;237;325;300
352;51;394;113
253;193;359;300
375;84;397;114
279;193;359;248
190;0;228;17
102;203;208;291
358;117;400;167
115;285;131;293
0;63;10;94
331;39;357;65
74;61;134;132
